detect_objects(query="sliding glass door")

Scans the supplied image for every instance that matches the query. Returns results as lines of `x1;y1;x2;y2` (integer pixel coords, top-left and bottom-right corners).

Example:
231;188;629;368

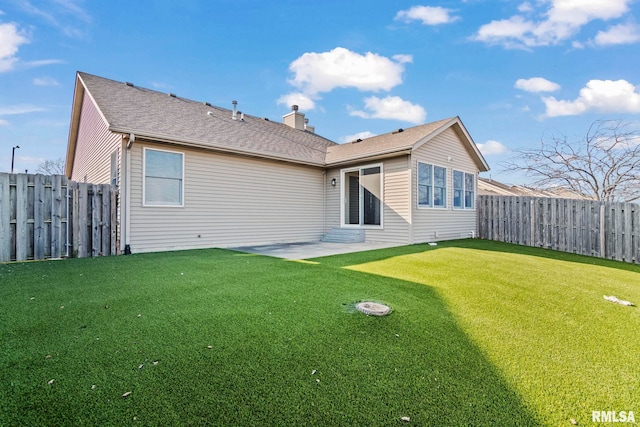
342;164;382;227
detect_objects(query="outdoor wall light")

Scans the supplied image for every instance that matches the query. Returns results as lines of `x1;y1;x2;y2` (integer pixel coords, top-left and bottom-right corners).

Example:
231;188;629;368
331;178;336;186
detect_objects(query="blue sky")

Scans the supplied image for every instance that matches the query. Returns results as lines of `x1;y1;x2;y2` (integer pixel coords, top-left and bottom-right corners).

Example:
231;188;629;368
1;0;639;183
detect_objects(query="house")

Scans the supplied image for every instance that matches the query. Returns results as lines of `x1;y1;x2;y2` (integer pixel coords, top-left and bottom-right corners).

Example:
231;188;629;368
65;72;489;254
478;177;593;199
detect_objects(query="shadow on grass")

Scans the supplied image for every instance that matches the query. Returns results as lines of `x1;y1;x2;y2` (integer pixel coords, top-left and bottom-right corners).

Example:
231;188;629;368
0;248;542;426
288;267;543;426
313;238;640;274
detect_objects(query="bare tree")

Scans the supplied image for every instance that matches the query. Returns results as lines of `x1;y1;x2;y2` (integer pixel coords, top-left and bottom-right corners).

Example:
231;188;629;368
36;158;66;175
503;120;640;202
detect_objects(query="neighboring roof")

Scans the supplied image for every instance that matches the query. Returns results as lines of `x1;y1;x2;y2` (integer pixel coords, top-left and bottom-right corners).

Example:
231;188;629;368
67;72;336;171
67;72;489;173
478;177;593;199
325;116;490;171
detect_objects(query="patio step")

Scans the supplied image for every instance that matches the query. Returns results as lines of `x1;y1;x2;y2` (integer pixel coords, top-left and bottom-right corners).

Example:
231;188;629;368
321;228;365;243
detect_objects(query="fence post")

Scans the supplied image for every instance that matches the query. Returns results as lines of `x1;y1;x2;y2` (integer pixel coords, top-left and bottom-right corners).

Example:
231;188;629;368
110;187;118;255
15;174;28;261
599;203;605;259
91;184;100;257
634;205;640;264
0;173;12;262
100;184;111;256
51;175;63;259
0;174;10;262
73;182;88;258
33;174;45;260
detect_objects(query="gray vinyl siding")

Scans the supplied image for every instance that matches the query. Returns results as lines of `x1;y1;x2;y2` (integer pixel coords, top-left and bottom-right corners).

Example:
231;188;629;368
324;156;411;244
324;168;341;233
128;142;325;253
411;128;478;243
70;93;121;184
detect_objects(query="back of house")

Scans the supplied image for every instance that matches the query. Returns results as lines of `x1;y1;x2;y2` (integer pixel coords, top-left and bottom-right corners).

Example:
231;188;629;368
66;72;489;254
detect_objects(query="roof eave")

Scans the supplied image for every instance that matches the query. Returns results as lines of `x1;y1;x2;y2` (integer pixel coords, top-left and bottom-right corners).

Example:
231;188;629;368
66;72;115;178
413;116;490;172
324;147;412;168
109;126;326;168
451;118;490;172
65;73;84;178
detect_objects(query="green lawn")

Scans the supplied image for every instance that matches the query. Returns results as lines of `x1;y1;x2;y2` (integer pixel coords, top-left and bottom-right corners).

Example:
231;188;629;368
1;240;638;426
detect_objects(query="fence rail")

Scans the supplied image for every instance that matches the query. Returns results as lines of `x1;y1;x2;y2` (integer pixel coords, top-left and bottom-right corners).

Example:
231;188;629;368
0;173;118;262
478;195;640;263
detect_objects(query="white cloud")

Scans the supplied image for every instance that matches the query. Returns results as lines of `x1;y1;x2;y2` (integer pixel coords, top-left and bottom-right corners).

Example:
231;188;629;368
572;40;585;49
33;77;60;86
474;16;536;48
515;77;561;93
15;0;91;38
593;22;640;46
279;47;414;112
0;23;29;72
473;0;633;49
546;0;629;27
287;47;412;97
349;96;427;124
341;131;377;144
276;92;317;111
395;6;460;25
22;59;65;69
543;79;640;117
517;2;534;13
53;0;92;23
0;104;47;126
477;140;509;155
0;104;47;115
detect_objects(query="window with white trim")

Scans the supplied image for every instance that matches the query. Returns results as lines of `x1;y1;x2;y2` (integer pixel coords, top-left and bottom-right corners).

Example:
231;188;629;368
464;172;475;209
418;162;446;208
453;170;475;209
143;148;184;206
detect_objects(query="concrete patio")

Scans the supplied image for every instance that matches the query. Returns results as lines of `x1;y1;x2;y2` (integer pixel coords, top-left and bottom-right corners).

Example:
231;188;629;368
230;241;404;260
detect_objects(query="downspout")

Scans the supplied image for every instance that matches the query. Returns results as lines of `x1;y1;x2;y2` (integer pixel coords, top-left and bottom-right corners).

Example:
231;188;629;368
123;133;134;255
66;182;70;258
407;154;413;244
323;170;327;238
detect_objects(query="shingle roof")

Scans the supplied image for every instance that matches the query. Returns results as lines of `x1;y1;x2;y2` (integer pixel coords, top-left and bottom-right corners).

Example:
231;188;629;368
325;118;453;165
76;72;336;166
70;72;488;171
478;177;592;199
325;117;489;171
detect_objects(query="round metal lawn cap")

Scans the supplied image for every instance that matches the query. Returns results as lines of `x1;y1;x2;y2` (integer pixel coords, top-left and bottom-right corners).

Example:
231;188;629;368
355;302;391;316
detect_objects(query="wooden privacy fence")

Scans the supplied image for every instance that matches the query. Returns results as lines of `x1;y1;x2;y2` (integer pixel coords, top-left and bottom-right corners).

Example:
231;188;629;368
0;173;118;263
478;195;640;263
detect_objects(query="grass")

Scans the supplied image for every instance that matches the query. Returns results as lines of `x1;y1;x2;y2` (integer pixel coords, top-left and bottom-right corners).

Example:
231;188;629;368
1;240;639;426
